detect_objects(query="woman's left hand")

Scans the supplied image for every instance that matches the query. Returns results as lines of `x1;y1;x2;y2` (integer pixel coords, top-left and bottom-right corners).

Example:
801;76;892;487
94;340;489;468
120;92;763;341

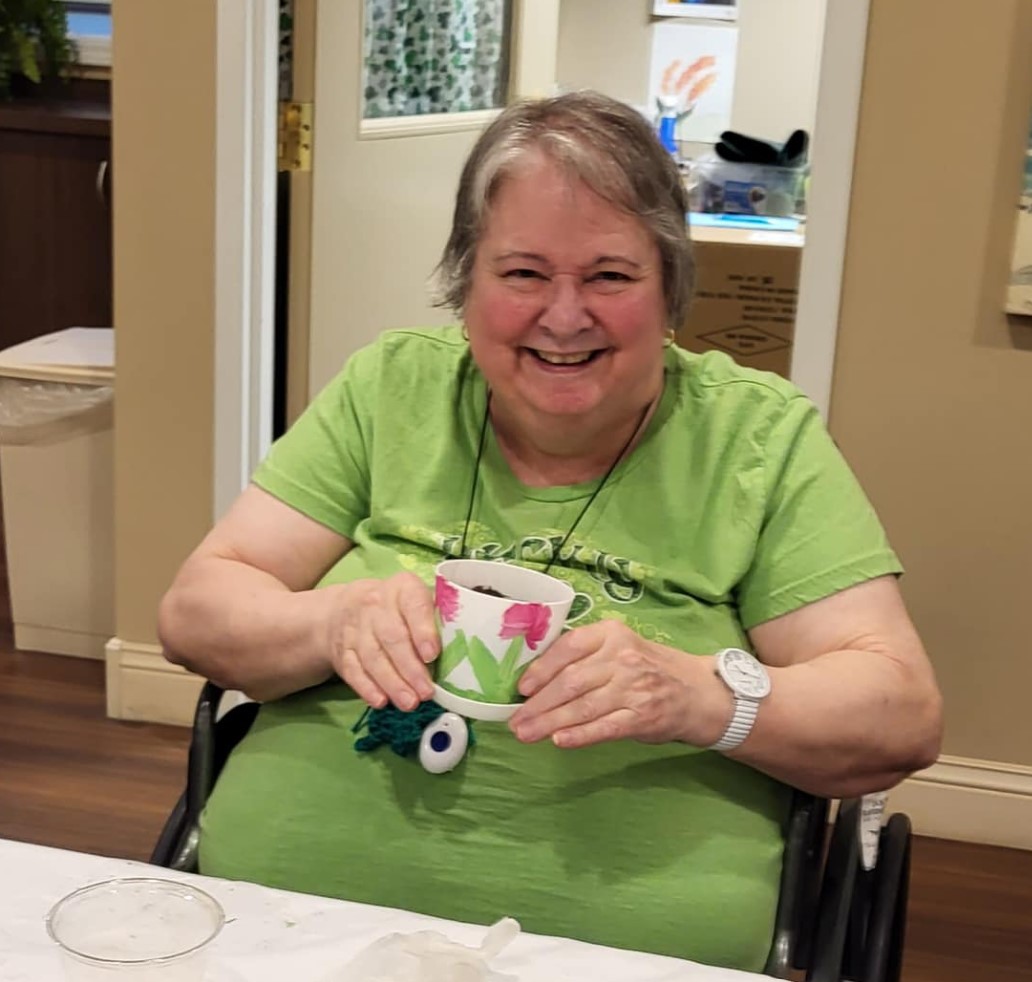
507;620;731;749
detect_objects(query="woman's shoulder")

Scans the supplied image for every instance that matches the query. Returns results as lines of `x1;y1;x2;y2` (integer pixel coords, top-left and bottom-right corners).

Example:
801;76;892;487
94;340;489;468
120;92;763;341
377;324;468;353
667;347;814;425
351;325;469;371
320;325;472;397
670;347;802;403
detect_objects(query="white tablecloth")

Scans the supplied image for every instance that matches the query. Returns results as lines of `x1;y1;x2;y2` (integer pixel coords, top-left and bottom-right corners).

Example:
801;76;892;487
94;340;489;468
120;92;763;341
0;839;762;981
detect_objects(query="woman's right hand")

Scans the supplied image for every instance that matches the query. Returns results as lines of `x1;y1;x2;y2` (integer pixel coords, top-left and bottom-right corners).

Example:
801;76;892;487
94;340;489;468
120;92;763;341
325;572;440;711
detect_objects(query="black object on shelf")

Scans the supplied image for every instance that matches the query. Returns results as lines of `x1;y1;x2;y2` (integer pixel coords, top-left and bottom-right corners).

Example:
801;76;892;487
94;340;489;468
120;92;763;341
716;128;810;168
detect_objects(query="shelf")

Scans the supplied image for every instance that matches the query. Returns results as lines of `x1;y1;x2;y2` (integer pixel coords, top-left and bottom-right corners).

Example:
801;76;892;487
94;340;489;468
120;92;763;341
652;2;737;21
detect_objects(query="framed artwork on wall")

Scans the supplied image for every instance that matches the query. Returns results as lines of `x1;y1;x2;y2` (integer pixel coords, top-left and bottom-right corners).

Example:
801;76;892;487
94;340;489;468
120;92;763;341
1006;116;1032;315
648;20;737;144
653;1;738;22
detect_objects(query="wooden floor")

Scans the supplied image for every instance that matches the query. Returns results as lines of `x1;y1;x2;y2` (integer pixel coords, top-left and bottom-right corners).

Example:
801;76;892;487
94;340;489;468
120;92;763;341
0;648;190;860
0;524;1030;979
0;489;190;859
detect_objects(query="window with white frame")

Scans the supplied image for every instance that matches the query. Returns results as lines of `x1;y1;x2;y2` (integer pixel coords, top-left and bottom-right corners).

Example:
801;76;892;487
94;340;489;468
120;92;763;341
63;0;112;68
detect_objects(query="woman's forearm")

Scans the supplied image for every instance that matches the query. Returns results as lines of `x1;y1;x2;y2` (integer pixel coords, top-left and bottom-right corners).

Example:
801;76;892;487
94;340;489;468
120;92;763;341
723;647;943;798
158;557;344;702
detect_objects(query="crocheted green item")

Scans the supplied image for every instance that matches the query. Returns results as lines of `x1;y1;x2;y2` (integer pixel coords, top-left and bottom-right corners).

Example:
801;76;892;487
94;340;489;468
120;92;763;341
352;700;475;758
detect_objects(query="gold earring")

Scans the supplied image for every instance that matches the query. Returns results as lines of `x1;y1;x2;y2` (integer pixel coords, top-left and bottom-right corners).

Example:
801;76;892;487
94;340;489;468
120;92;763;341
461;324;469;341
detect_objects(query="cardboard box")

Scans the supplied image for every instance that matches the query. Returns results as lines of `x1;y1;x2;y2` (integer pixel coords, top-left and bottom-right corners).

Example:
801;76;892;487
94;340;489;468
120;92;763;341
676;226;804;378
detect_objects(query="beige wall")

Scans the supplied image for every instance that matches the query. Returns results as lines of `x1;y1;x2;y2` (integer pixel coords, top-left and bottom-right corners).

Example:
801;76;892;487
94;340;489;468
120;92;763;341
111;3;216;646
556;0;824;141
831;0;1032;765
557;0;652;107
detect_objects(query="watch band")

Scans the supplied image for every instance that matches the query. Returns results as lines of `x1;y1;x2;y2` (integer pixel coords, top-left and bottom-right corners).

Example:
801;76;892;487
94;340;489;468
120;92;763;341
709;695;760;752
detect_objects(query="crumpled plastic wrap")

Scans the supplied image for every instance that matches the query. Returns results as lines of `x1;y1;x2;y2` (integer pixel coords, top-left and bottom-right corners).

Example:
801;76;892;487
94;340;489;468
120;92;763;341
335;917;521;982
0;377;113;446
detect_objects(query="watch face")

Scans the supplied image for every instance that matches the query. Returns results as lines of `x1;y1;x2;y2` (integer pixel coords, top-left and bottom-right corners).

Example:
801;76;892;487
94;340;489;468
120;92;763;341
720;648;772;699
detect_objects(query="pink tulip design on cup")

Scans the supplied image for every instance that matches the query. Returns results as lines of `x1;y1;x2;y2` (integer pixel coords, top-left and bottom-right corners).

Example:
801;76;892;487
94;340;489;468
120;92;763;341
499;603;551;651
431;559;575;721
435;576;460;623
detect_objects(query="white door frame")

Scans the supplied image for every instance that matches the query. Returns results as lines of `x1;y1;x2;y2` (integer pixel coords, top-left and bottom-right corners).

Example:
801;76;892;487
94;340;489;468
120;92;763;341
211;0;866;504
789;0;872;418
213;0;279;521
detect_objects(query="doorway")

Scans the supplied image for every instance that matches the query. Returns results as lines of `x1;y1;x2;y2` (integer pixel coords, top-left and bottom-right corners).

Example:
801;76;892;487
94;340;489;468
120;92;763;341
215;0;872;500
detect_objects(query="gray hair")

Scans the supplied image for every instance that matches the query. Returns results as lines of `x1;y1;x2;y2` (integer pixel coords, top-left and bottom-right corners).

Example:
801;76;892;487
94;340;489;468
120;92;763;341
434;90;693;329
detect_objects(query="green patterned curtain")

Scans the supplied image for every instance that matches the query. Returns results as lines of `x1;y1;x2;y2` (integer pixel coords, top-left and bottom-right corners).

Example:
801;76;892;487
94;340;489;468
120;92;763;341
279;0;294;100
363;0;510;119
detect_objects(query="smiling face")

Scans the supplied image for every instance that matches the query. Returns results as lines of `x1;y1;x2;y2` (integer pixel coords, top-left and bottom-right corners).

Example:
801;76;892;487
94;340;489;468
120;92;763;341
463;152;668;445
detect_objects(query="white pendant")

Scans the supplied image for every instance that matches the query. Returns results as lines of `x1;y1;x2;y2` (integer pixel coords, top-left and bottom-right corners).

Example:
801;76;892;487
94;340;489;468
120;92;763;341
418;712;469;774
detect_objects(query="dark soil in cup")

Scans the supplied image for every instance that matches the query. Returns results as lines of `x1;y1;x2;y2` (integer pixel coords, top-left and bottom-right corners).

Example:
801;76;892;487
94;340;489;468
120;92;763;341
472;585;509;598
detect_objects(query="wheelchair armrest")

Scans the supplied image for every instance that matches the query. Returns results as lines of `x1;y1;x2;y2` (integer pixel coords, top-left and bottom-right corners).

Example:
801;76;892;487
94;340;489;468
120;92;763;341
806;797;862;982
764;790;830;978
855;812;912;982
148;791;189;868
185;681;228;826
150;681;259;872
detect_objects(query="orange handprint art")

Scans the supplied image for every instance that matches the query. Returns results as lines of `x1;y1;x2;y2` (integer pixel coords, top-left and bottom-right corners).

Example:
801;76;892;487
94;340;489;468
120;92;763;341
658;54;718;122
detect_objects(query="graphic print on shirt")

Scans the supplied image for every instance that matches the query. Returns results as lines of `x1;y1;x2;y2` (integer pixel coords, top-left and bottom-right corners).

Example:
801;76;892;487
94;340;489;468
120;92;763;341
391;522;676;646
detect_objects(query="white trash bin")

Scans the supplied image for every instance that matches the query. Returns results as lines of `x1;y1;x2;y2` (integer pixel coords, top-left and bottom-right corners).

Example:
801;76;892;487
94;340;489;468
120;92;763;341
0;328;114;659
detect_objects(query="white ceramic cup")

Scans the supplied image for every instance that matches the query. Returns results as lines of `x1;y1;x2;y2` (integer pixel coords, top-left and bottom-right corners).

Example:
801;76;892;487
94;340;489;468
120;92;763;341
432;559;575;721
46;877;224;981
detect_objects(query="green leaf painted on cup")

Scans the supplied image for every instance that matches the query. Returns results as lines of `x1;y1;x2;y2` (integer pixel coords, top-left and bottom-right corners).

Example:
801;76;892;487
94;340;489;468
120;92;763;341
465;636;506;701
437;629;470;680
472;635;532;703
439;631;531;704
498;635;527;688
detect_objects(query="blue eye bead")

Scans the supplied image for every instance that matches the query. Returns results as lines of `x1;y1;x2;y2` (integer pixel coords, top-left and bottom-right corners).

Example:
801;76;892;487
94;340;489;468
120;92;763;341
418;713;469;774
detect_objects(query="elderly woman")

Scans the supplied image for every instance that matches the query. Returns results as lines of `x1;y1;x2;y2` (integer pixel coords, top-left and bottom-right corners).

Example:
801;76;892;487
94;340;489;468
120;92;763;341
158;91;942;972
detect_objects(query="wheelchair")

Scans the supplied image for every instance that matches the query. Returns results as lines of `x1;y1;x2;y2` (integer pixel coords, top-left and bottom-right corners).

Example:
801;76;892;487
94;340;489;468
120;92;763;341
152;681;912;982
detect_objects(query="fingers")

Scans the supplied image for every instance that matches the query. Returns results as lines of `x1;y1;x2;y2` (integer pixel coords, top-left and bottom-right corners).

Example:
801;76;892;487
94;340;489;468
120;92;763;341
509;624;692;747
552;709;635;749
330;573;438;711
517;621;614;697
333;647;387;709
356;607;431;711
396;573;440;663
510;671;617;744
511;654;609;728
373;598;435;703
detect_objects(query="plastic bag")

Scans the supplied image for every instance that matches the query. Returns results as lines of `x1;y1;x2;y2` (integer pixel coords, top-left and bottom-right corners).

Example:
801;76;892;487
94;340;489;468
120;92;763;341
335;917;521;982
0;377;113;446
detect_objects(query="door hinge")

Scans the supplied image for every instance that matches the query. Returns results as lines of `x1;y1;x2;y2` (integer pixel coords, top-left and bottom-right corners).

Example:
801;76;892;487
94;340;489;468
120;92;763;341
278;102;313;172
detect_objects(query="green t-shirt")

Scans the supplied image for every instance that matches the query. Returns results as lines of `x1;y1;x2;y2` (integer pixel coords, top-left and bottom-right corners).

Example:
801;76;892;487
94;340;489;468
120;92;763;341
199;326;901;972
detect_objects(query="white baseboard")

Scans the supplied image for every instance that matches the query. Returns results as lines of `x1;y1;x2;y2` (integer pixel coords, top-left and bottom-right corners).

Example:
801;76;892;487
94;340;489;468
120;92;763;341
888;755;1032;851
14;624;107;660
104;637;204;726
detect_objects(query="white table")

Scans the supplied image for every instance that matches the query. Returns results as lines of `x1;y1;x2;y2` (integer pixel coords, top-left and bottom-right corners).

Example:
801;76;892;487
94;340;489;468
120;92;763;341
0;839;762;981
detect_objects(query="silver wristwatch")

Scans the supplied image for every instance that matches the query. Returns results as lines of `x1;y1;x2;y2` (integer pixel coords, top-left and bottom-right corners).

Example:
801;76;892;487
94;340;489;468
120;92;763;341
708;648;771;752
